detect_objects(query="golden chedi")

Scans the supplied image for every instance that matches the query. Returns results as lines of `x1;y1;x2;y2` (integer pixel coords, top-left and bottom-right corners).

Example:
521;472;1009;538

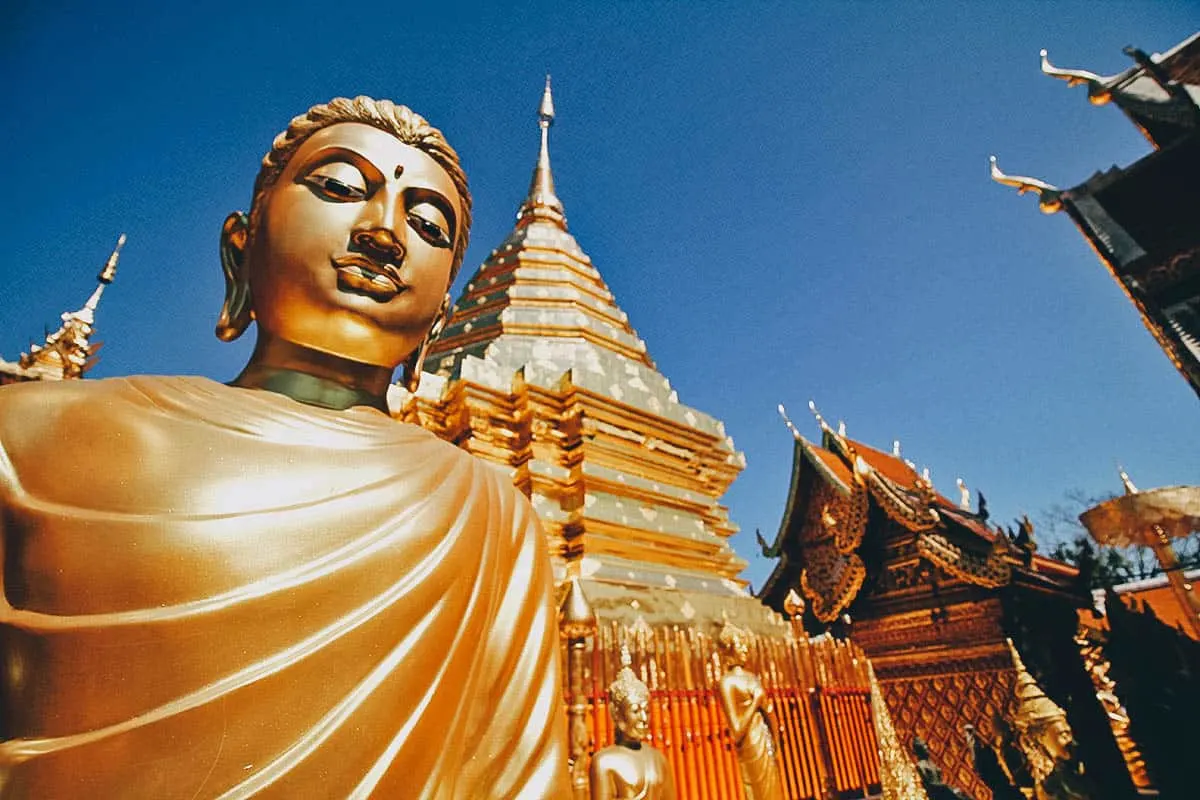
589;646;675;800
717;620;785;800
0;97;567;798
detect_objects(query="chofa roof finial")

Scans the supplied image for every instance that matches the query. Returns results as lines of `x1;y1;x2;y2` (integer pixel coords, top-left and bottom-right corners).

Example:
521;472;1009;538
1040;48;1113;105
990;155;1063;214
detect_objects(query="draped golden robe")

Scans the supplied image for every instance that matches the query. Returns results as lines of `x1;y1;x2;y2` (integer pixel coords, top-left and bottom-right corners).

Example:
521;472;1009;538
0;376;568;799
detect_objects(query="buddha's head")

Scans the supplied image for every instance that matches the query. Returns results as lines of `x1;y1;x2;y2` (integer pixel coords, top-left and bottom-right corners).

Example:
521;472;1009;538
218;96;472;370
608;657;651;746
717;619;751;668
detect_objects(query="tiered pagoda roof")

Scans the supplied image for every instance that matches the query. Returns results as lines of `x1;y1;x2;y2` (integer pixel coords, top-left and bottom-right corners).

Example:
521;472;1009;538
402;80;751;616
992;33;1200;398
758;403;1071;623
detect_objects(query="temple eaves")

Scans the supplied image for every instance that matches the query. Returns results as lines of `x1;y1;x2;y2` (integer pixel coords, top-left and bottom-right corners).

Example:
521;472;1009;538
1041;35;1200;149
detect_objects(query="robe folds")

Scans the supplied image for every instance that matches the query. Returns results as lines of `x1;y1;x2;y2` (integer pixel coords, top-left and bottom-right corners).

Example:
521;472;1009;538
0;376;568;799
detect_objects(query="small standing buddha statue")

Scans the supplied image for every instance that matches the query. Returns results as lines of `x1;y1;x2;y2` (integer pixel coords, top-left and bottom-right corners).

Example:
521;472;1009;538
589;646;676;800
717;619;785;800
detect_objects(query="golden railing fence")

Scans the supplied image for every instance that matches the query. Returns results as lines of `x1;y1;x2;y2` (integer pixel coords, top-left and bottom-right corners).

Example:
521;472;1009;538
564;620;882;799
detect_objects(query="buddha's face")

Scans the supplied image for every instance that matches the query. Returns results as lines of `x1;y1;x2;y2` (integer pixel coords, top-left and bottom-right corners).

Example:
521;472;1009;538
1040;718;1074;762
613;697;650;744
244;122;462;367
723;637;749;667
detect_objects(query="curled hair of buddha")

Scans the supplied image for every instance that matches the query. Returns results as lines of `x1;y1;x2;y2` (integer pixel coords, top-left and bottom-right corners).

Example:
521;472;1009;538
250;96;473;280
609;645;650;709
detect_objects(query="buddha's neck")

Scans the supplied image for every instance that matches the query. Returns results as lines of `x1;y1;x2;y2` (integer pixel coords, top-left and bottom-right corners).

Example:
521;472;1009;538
231;334;394;412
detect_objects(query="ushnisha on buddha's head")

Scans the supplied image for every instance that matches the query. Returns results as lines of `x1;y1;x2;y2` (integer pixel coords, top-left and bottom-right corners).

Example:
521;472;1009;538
609;650;652;746
218;97;473;375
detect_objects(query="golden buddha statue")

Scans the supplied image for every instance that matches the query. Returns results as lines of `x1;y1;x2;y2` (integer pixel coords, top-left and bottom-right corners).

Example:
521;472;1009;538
716;620;784;800
0;97;568;798
589;647;675;800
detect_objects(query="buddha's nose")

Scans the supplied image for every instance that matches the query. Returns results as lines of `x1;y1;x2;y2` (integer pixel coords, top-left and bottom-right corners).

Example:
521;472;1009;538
351;227;406;265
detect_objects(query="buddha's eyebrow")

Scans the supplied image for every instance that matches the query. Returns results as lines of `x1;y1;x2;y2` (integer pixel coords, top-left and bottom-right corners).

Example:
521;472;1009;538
295;146;384;183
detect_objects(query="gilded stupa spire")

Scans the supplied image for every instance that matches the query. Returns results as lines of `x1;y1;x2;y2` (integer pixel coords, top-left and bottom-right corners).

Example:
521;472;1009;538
516;75;567;229
19;234;125;380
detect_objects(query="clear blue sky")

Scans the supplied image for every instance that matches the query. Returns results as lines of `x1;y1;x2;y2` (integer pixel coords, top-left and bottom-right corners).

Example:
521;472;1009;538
3;2;1197;591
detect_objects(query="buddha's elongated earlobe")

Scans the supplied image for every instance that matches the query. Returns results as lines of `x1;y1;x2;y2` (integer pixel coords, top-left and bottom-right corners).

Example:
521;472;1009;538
216;212;254;342
402;292;451;393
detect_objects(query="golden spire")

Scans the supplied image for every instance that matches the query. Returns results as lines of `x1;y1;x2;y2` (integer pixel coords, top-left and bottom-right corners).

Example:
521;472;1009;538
20;234;125;380
516;75;567;229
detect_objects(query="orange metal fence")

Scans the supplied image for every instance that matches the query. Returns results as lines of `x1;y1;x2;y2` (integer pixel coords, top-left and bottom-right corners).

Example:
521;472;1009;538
565;621;882;799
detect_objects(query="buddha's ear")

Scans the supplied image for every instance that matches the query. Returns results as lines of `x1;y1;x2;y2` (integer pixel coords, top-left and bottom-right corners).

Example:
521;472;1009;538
216;212;254;342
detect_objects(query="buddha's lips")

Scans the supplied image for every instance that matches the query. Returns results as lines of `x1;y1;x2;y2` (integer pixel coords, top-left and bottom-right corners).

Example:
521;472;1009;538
332;256;406;301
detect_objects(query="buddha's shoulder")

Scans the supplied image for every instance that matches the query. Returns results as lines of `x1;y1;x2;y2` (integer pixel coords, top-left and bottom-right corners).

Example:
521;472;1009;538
0;376;131;429
0;375;216;446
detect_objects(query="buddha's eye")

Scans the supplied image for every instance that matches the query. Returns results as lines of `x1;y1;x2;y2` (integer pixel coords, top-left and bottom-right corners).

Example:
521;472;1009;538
408;204;452;249
302;162;368;202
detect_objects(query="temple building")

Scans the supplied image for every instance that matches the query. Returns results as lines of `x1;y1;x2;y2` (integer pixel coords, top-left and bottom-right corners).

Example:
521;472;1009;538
992;32;1200;399
756;406;1143;799
0;234;124;385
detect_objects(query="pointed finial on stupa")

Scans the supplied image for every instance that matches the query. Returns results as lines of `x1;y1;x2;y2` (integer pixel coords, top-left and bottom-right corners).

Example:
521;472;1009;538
517;75;567;229
538;73;555;122
83;233;125;316
1117;465;1139;495
19;234;126;380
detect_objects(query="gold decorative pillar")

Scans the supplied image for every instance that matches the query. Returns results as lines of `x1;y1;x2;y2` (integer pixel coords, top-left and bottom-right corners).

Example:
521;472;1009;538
560;576;598;799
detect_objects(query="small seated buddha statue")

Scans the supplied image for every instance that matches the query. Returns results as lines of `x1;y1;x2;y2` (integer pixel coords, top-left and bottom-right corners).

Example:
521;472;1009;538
589;647;676;800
